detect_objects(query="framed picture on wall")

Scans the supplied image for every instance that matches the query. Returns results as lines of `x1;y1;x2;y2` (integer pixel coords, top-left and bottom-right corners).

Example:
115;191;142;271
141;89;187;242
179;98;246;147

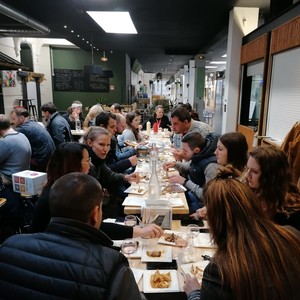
2;70;16;87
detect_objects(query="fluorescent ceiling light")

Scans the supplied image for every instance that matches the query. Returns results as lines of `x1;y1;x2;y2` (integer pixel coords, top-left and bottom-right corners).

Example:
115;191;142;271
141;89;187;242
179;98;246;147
221;54;227;58
87;11;137;34
210;61;226;64
205;66;218;69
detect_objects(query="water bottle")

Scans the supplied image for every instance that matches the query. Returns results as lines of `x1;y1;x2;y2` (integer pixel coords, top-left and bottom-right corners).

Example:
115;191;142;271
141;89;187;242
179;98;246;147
148;158;160;201
149;143;158;172
75;119;81;132
146;121;151;135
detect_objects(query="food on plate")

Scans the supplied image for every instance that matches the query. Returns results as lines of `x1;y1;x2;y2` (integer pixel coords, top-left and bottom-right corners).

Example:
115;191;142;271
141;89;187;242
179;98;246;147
161;184;185;194
164;233;177;243
125;140;137;147
150;270;171;288
190;264;204;279
146;250;162;257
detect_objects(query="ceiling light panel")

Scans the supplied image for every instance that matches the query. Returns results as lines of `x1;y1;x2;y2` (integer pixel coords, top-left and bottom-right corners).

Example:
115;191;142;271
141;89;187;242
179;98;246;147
87;11;137;34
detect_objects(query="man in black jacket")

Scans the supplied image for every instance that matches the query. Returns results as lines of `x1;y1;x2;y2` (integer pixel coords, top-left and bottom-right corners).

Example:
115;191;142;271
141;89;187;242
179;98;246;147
0;172;145;300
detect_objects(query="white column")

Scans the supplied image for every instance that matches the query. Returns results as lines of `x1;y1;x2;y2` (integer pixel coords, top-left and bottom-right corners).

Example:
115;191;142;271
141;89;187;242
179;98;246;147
188;60;195;107
222;7;259;133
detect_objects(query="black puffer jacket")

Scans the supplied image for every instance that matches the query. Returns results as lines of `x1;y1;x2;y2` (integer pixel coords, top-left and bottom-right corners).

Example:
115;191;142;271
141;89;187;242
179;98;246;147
0;218;143;300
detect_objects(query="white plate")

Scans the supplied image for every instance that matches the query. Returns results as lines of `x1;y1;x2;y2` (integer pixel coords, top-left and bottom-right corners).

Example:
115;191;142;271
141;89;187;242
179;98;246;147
161;183;187;194
124;185;147;195
143;270;180;293
141;245;172;262
180;260;209;282
122;197;145;206
158;230;181;246
192;233;215;248
131;268;144;284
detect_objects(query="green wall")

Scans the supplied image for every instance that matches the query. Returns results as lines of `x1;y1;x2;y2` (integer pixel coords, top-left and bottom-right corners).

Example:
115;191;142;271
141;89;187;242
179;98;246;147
52;48;127;112
196;66;205;98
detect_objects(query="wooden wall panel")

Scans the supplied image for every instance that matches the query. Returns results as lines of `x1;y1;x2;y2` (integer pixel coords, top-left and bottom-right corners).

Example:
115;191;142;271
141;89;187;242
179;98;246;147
237;124;254;151
270;16;300;54
240;34;268;65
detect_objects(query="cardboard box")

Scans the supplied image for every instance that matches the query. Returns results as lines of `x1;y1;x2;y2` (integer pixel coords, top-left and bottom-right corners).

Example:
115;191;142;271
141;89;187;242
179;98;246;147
12;170;47;195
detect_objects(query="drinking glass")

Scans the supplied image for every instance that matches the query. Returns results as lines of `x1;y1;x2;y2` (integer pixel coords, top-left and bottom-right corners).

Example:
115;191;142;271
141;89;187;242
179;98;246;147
124;215;137;226
175;232;188;248
186;224;200;246
121;239;138;255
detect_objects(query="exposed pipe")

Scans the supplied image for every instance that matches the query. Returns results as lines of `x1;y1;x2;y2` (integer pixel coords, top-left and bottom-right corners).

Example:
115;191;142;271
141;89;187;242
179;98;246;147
0;1;50;35
0;29;49;37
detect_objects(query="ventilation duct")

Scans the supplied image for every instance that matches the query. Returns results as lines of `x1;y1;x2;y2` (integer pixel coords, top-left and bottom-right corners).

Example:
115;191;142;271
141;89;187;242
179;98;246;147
0;1;50;36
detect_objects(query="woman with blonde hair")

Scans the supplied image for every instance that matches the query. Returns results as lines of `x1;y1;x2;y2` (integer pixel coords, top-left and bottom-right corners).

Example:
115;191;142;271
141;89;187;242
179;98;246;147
184;165;300;300
82;104;103;130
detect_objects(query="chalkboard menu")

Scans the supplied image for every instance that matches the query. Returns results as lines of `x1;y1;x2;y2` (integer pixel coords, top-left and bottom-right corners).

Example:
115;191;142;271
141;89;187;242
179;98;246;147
54;69;109;92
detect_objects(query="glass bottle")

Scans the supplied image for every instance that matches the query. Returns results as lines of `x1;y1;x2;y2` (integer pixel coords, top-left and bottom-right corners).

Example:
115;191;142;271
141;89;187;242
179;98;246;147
148;158;160;201
75;119;81;132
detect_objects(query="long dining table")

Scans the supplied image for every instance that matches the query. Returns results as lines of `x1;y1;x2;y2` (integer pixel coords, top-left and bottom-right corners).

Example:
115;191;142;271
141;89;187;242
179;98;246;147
123;131;190;218
111;219;214;300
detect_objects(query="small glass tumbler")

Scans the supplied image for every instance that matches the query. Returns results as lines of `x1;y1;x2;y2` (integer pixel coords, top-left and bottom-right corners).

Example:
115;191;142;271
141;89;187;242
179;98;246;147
121;239;138;255
124;215;137;226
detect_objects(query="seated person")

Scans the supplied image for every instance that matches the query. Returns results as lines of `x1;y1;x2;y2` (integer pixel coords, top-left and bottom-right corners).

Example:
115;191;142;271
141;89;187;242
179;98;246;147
62;100;83;129
30;142;162;240
170;106;213;160
95;111;137;173
117;110;144;147
183;166;300;300
244;145;300;231
143;105;171;131
191;132;248;219
82;104;103;130
0;172;146;299
110;103;125;115
163;132;219;212
83;127;139;218
115;113;136;160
